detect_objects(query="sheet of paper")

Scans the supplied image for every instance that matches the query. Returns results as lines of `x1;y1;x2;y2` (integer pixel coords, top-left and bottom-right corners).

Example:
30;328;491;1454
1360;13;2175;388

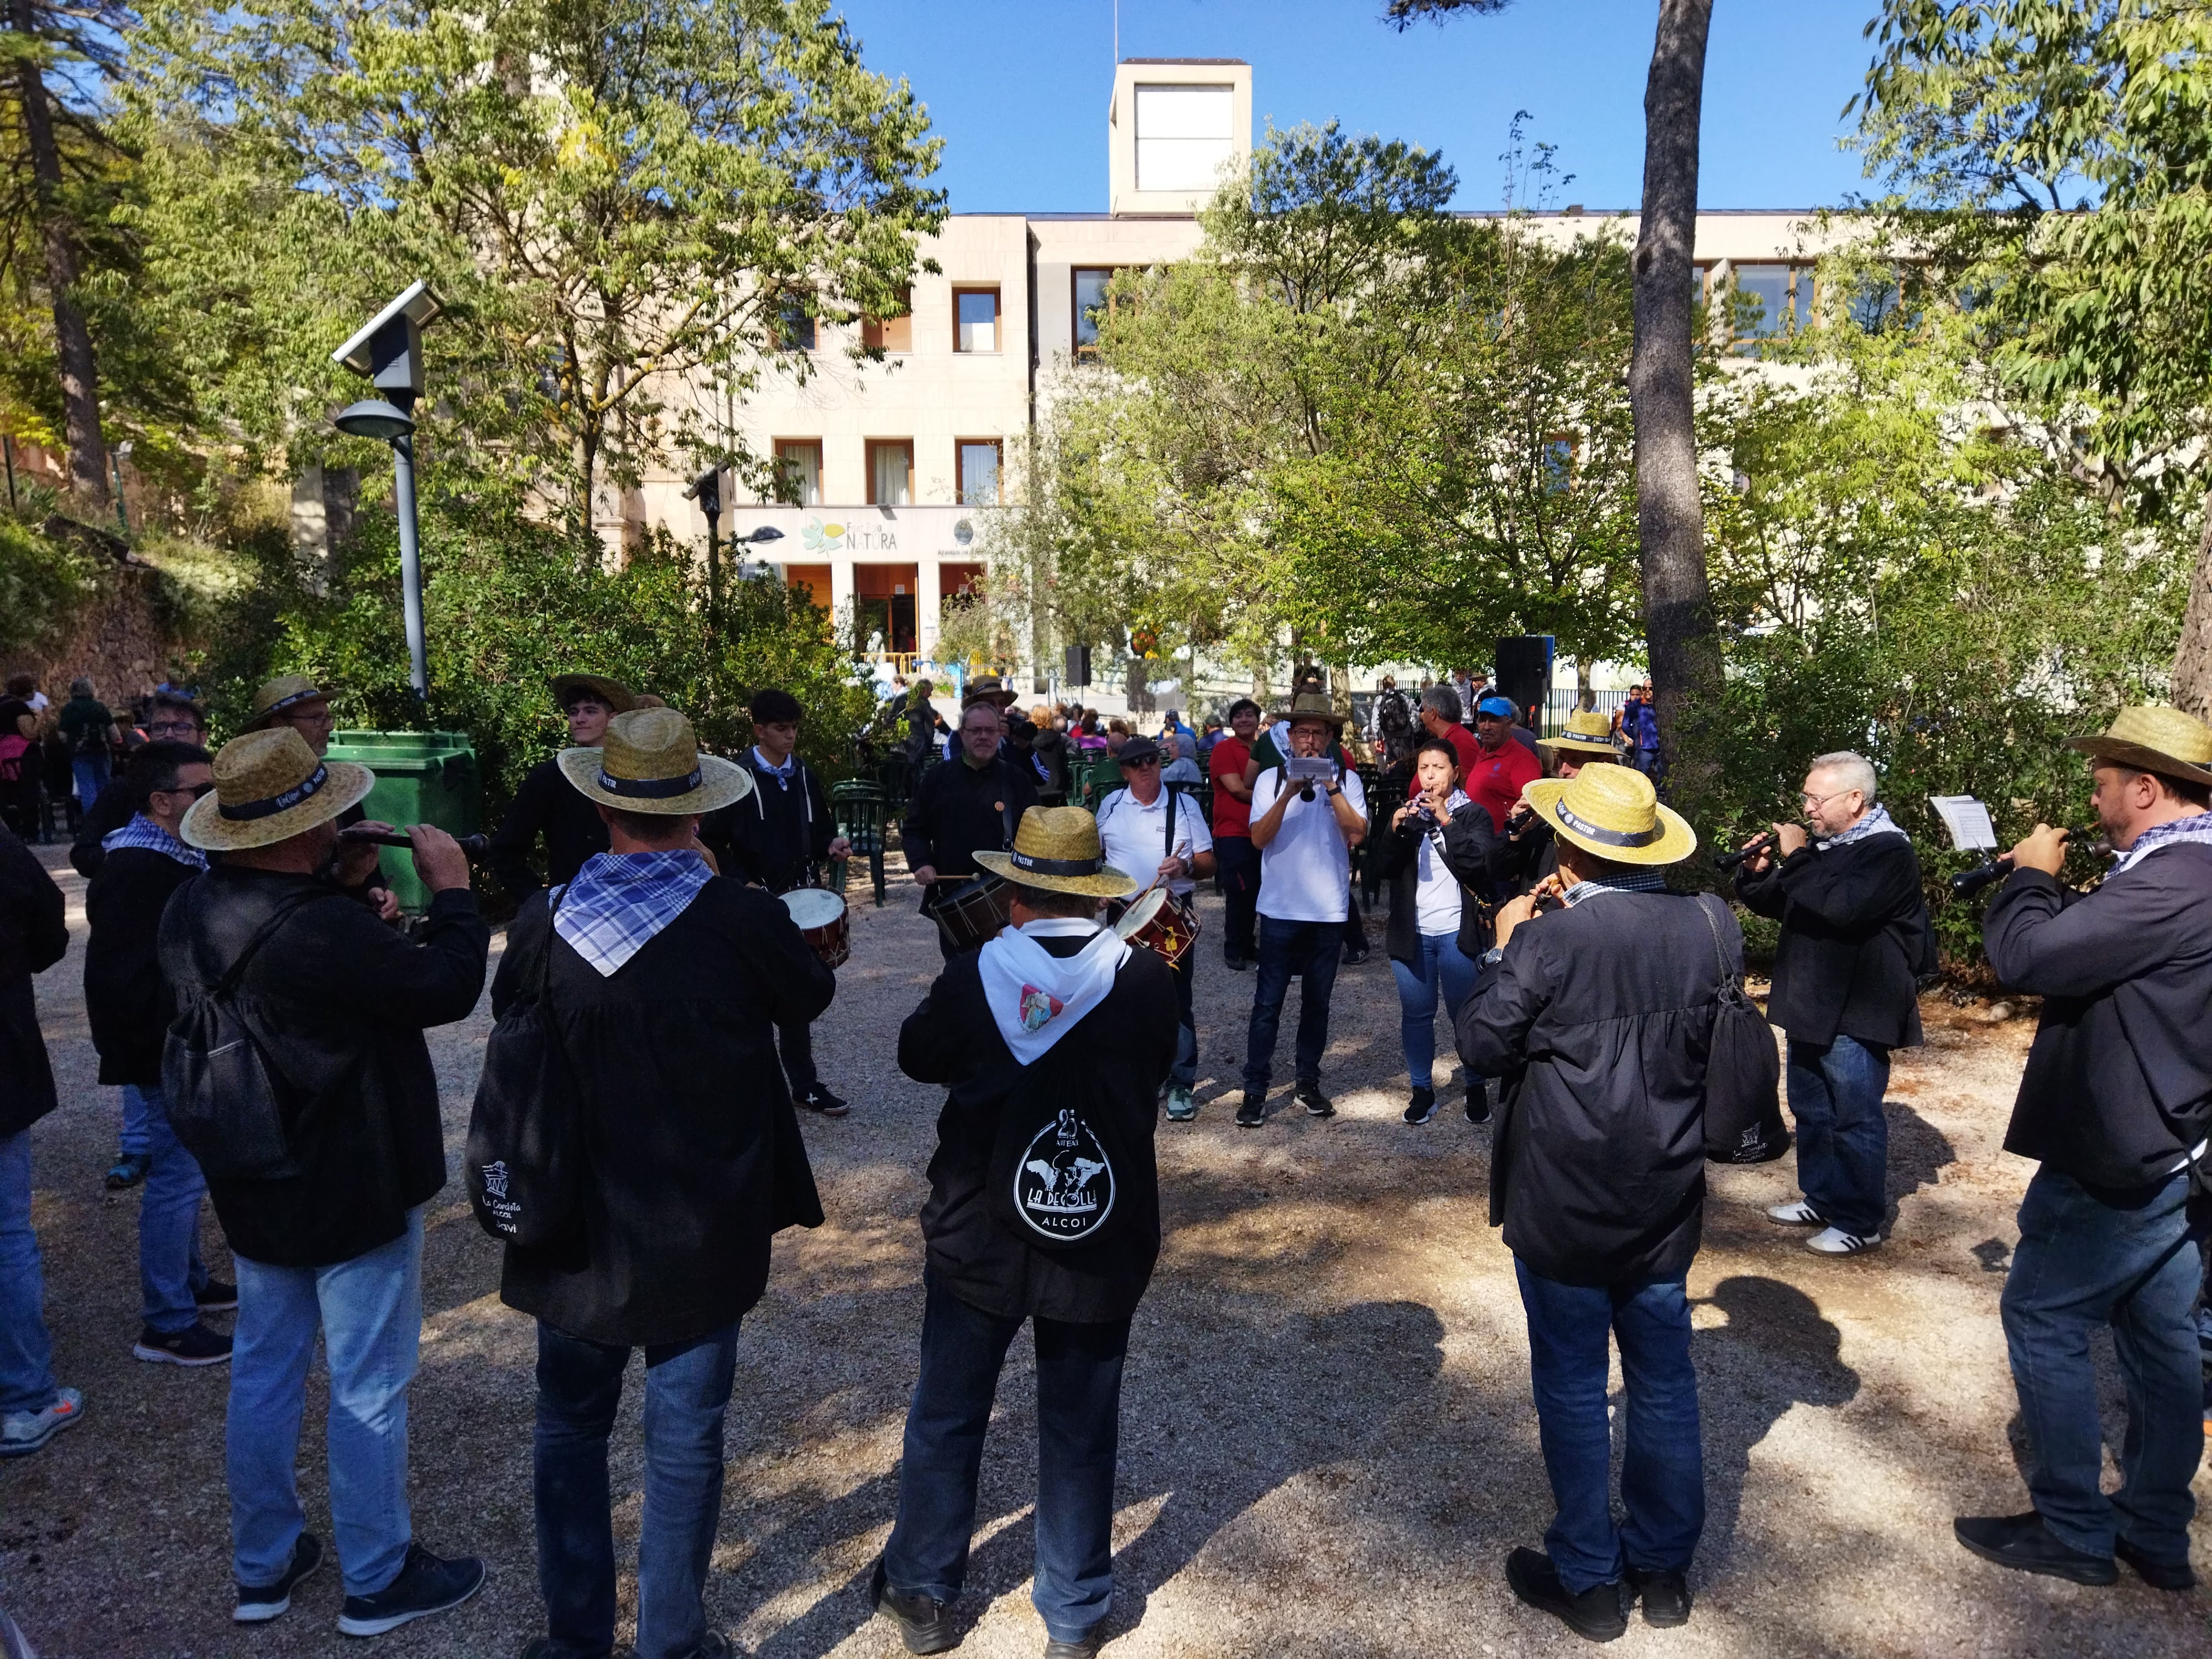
1285;755;1335;784
1928;794;1997;852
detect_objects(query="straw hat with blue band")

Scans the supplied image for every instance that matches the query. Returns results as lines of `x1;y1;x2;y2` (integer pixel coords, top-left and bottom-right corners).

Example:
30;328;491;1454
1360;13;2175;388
973;806;1141;899
1523;764;1697;867
557;706;753;816
1536;707;1622;762
181;727;377;852
244;674;333;731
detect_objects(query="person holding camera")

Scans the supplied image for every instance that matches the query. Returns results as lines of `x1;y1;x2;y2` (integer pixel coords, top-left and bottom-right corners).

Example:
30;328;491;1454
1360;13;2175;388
1237;692;1367;1127
1953;706;2212;1592
1734;751;1931;1257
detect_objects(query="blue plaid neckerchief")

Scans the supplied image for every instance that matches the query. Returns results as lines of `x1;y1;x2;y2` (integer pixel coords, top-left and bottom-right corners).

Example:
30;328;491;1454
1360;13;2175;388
2111;810;2212;875
752;747;797;790
101;813;206;869
1561;869;1670;906
1816;801;1907;851
553;849;713;977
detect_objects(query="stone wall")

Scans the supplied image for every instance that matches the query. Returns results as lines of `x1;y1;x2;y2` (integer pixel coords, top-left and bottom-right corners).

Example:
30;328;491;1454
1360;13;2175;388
21;564;186;708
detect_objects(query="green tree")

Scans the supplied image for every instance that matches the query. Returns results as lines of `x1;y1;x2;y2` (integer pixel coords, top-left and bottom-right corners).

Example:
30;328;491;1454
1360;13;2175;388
126;0;945;522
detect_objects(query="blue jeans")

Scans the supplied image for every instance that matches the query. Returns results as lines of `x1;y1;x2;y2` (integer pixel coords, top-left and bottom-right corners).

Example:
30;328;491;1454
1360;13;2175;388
1241;916;1345;1093
2002;1167;2201;1565
228;1209;422;1597
133;1084;211;1333
885;1274;1130;1644
0;1131;56;1416
70;751;108;810
1785;1034;1890;1238
1515;1261;1704;1594
1390;931;1476;1091
533;1319;740;1659
117;1081;151;1159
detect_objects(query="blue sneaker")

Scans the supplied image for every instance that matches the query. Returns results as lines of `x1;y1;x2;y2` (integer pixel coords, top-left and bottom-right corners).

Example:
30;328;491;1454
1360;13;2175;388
0;1386;84;1457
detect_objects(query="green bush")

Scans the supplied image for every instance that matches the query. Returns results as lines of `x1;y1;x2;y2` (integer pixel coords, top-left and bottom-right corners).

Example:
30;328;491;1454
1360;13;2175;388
0;517;102;660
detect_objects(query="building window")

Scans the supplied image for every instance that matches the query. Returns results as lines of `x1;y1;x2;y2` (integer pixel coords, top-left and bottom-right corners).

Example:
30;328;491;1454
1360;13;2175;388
853;561;919;655
953;287;999;353
782;563;831;609
1728;264;1815;349
775;440;822;507
1073;268;1125;357
957;440;1002;506
1692;263;1712;309
941;561;986;608
867;439;914;507
862;286;912;353
1134;82;1235;193
776;294;815;352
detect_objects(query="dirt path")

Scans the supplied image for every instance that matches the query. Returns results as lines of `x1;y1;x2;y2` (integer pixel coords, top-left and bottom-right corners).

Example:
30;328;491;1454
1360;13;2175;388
2;847;2204;1658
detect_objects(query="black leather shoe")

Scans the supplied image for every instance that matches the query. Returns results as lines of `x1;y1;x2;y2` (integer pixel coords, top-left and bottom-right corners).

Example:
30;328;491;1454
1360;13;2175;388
1625;1565;1691;1627
2116;1532;2195;1590
869;1557;956;1655
1505;1546;1626;1642
1042;1626;1105;1658
1953;1512;2117;1585
1235;1093;1266;1128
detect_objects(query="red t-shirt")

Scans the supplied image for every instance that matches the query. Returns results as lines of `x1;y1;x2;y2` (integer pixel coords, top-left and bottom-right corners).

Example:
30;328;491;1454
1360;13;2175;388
1464;735;1542;832
1209;735;1253;837
1407;721;1484;798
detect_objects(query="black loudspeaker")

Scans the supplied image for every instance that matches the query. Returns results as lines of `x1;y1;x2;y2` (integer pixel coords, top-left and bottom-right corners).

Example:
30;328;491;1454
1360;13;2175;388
1494;635;1554;729
1064;645;1092;686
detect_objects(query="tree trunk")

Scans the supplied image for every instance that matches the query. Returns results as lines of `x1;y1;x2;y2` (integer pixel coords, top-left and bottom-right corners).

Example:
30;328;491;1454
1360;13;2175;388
1628;0;1717;799
2168;483;2212;724
9;0;106;508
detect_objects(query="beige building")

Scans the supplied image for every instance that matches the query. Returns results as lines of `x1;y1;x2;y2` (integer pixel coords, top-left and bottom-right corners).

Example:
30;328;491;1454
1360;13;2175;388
624;57;1846;694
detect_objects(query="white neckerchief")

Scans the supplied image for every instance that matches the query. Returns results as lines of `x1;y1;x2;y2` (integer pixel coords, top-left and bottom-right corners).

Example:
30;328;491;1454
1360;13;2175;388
977;917;1130;1064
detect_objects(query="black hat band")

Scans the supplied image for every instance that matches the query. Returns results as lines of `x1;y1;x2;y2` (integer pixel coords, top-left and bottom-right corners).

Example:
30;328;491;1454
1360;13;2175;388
598;766;702;799
1010;846;1104;877
220;763;330;821
1553;801;1663;848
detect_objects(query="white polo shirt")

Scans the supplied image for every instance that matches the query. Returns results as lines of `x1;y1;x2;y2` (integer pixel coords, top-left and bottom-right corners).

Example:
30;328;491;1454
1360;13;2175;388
1094;784;1213;899
1252;765;1366;923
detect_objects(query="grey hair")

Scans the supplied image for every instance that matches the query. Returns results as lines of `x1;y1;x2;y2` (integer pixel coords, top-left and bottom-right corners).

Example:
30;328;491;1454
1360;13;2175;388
69;676;94;698
1420;684;1462;725
1809;750;1878;805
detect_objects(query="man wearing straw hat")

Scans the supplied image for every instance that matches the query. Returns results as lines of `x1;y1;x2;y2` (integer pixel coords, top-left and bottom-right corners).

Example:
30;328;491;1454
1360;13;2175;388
495;706;834;1659
1456;764;1735;1641
160;727;489;1635
1493;707;1624;894
486;674;638;900
1953;706;2212;1594
873;807;1175;1659
244;674;403;924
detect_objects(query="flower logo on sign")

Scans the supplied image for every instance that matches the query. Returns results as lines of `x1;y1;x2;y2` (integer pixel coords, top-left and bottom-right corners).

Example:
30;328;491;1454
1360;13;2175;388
801;519;846;552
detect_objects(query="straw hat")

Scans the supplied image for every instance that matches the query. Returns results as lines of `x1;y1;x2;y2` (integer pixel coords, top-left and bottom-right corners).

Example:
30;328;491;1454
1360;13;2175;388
181;727;375;852
962;675;1017;709
973;806;1141;899
1266;690;1345;731
550;673;637;714
1537;708;1621;761
244;675;330;730
557;707;754;816
2064;705;2212;788
1524;763;1697;867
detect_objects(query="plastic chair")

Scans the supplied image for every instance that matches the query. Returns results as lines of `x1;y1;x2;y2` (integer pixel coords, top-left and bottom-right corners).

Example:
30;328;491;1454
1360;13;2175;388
830;780;889;907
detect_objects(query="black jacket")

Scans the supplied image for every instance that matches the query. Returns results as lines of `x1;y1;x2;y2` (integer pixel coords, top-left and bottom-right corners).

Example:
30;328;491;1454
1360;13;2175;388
901;754;1038;909
1985;846;2212;1191
1735;833;1927;1050
899;933;1176;1323
1457;889;1738;1286
1031;729;1071;797
67;776;138;879
84;843;200;1086
0;825;67;1137
1377;804;1497;966
159;867;489;1266
701;754;834;894
495;879;834;1346
1491;815;1561;894
487;758;610;898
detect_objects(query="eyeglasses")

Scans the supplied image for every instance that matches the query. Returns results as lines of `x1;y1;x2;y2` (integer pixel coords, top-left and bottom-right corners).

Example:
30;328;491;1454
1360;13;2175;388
1799;789;1856;810
156;780;214;801
147;720;202;738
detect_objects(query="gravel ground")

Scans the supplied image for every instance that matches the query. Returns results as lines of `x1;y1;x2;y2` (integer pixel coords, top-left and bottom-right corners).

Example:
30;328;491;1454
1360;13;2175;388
2;842;2206;1659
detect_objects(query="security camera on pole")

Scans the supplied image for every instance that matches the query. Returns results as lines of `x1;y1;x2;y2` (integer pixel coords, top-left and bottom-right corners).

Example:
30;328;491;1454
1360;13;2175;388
331;281;444;701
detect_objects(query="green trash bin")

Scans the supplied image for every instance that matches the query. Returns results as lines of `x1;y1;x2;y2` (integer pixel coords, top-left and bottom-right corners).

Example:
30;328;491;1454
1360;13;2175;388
323;731;483;914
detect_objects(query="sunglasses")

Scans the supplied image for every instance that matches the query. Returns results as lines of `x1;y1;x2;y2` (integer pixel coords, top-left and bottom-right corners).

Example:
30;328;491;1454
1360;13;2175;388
1122;755;1160;769
156;780;215;801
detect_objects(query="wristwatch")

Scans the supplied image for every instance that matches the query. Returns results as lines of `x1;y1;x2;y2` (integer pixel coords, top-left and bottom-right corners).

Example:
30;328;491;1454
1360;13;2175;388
1324;782;1342;797
1479;946;1504;968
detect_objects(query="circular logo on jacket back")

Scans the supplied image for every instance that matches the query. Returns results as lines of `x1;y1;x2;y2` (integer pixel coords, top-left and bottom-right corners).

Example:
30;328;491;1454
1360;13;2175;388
1013;1108;1116;1242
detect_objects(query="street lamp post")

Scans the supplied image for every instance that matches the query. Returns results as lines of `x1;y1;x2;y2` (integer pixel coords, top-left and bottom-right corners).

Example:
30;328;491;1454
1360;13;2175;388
331;282;444;702
683;466;724;618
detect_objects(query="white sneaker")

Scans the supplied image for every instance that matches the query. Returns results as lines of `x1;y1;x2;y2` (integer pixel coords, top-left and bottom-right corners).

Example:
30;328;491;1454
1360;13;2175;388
1766;1199;1824;1226
1805;1226;1881;1255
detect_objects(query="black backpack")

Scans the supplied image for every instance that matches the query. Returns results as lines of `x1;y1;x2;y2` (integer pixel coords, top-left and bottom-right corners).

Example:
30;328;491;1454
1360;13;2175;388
464;884;589;1255
163;888;321;1181
1692;894;1790;1165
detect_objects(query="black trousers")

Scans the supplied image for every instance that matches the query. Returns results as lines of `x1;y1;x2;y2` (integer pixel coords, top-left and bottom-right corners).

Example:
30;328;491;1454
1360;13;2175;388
777;1020;818;1094
1214;835;1259;963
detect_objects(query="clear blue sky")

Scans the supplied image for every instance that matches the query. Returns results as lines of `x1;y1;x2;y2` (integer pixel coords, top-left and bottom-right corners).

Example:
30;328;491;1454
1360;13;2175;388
831;0;1886;214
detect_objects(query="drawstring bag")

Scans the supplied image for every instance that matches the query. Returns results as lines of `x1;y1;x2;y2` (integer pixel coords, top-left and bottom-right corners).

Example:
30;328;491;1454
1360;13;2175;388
1694;894;1790;1164
465;885;588;1255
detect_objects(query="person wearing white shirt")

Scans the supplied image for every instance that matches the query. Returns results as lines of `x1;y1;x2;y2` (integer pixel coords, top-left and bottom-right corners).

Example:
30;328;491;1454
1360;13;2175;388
1094;735;1214;1121
1237;695;1367;1127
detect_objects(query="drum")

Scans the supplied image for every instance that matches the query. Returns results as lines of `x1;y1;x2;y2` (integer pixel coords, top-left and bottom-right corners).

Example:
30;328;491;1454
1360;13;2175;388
1110;886;1198;968
780;886;851;969
932;874;1015;954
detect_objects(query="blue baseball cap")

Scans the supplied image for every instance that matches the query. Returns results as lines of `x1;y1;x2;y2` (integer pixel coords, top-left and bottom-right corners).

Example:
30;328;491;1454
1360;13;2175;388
1477;695;1516;718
